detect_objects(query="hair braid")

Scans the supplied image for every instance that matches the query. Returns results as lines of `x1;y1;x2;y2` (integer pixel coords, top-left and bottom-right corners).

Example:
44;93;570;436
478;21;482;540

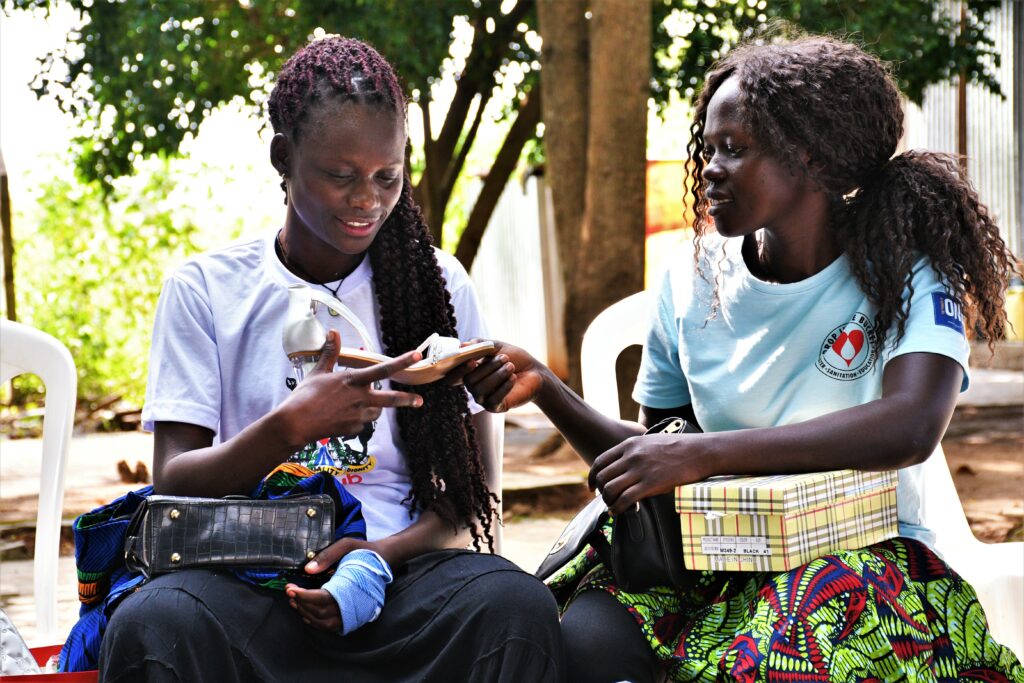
268;36;405;141
268;36;497;549
370;179;498;549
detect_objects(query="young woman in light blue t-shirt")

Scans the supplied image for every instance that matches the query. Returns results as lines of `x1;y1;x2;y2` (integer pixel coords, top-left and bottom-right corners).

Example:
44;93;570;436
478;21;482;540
463;35;1022;683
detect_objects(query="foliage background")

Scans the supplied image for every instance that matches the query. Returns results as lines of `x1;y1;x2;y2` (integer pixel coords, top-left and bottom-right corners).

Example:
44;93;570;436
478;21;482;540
0;0;1008;415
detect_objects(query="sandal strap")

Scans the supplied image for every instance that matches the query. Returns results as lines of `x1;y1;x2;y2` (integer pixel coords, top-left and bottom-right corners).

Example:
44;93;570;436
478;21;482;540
414;333;461;364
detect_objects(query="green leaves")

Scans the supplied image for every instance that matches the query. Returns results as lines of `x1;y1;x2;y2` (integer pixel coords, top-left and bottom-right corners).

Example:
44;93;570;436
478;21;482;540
5;0;1003;186
16;158;202;404
650;0;1002;109
11;0;479;187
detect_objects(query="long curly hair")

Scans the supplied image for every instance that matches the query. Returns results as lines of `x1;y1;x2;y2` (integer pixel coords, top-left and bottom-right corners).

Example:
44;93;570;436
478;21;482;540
268;36;497;550
686;36;1017;349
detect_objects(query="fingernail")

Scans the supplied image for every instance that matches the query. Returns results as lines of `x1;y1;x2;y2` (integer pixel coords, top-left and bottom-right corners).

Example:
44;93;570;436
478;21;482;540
306;561;318;571
414;398;424;407
498;355;509;363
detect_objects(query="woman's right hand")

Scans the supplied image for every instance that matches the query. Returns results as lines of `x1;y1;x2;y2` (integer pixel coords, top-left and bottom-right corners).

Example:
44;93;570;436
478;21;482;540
460;341;547;413
276;329;424;445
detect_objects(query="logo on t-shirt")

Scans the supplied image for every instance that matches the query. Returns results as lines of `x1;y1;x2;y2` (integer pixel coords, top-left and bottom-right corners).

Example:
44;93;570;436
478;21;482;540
289;422;377;486
931;292;966;335
816;312;878;381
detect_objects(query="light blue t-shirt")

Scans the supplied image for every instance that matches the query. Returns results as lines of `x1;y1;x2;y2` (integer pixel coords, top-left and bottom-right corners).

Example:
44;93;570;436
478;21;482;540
633;235;971;546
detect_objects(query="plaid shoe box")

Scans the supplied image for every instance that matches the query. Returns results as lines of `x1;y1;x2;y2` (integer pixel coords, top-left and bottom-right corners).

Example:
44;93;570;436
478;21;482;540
674;469;898;572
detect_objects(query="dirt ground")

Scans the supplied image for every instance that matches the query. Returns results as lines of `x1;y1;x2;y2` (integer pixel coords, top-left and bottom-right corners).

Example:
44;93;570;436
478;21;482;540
940;405;1024;542
503;404;1024;543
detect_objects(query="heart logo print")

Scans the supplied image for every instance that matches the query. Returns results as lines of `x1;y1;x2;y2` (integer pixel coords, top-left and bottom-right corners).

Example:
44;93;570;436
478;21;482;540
816;314;877;381
831;329;865;367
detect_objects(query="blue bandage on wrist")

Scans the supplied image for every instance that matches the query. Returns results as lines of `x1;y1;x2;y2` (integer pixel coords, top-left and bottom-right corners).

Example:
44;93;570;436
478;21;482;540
322;549;393;635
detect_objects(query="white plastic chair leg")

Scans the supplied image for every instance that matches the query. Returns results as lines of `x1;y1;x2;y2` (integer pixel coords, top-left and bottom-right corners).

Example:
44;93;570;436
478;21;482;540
1;320;77;643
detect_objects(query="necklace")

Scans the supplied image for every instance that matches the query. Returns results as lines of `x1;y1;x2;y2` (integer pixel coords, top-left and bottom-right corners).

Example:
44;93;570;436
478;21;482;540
275;231;344;309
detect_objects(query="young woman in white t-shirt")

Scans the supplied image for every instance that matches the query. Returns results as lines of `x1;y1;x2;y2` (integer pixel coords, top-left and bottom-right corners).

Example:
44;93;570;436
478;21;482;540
98;36;563;683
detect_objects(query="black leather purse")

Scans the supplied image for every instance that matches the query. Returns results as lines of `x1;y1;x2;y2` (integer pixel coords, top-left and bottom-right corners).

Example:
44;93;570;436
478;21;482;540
124;494;336;578
536;417;701;592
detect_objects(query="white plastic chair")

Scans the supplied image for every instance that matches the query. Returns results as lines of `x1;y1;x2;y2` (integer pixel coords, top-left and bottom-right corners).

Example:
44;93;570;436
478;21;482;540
476;410;506;554
0;319;77;644
921;446;1024;657
580;290;1024;660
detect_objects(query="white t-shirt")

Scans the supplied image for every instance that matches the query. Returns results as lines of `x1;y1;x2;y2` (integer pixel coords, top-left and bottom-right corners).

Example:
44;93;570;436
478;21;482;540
142;228;487;540
633;235;971;546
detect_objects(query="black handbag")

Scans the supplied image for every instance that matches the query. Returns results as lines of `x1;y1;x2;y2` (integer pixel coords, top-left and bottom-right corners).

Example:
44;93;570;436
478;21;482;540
535;417;701;592
124;494;336;578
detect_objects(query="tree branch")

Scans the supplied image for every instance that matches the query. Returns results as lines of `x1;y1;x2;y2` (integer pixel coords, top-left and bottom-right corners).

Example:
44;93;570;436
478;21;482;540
454;90;541;269
434;0;535;163
439;92;489;213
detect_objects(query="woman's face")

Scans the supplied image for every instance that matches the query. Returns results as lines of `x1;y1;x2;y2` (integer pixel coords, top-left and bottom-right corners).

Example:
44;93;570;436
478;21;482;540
282;99;406;261
700;76;813;239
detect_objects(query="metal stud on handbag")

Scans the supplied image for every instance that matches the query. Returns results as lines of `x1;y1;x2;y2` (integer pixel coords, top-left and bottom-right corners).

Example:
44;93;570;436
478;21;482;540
124;494;336;578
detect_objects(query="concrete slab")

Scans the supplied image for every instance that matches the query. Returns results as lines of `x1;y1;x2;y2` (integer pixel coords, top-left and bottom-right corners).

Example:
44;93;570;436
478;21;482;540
959;368;1024;408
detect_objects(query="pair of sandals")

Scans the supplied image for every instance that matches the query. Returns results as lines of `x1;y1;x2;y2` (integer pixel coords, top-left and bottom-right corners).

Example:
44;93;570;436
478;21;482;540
282;284;495;385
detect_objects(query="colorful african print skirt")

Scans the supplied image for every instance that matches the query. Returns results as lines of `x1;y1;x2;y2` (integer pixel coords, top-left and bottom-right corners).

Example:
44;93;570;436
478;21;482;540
549;529;1023;682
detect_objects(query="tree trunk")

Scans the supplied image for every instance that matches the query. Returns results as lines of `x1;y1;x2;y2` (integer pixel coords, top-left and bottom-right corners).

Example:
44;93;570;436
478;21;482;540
415;97;444;245
564;0;650;395
1;148;15;323
414;0;535;249
538;0;589;287
455;91;541;269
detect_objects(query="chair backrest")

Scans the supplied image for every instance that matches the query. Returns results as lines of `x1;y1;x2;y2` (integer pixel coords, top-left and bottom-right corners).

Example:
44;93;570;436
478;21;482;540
475;411;505;554
918;441;978;556
580;291;652;419
1;320;77;643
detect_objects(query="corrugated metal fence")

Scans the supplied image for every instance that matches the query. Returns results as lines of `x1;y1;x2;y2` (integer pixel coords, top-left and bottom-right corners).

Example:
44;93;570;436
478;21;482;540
904;0;1021;258
470;174;567;372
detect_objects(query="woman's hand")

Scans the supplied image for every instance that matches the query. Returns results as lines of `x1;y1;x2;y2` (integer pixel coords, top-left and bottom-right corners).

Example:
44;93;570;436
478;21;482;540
456;341;546;412
588;432;711;515
277;330;425;446
284;585;343;632
285;536;378;632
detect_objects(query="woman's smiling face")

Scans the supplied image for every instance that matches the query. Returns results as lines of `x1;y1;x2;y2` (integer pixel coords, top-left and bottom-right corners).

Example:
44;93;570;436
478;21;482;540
281;98;406;267
700;76;814;240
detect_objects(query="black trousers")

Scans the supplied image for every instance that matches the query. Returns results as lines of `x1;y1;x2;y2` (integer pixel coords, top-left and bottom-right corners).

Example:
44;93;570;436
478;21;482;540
99;550;564;682
561;589;664;683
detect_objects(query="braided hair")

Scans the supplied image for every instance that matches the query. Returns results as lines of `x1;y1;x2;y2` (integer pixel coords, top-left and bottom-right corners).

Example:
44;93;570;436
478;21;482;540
268;36;497;550
686;36;1018;349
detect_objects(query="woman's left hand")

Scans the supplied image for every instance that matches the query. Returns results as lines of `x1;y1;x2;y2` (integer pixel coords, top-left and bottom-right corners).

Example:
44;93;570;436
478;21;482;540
284;584;343;632
588;433;710;515
285;536;379;631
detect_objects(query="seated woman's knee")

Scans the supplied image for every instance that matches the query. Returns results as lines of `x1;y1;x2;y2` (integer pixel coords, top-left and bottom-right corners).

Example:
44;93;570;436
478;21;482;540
470;566;559;620
105;583;208;646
